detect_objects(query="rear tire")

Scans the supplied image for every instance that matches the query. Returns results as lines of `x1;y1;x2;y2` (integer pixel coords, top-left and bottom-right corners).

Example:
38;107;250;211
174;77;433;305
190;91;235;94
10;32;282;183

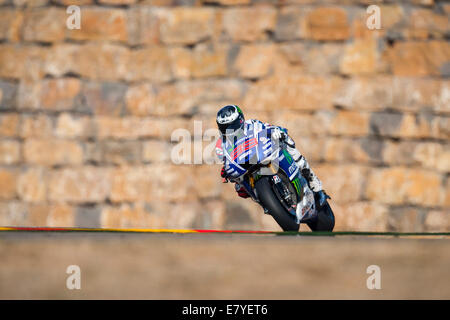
306;201;335;232
255;176;299;232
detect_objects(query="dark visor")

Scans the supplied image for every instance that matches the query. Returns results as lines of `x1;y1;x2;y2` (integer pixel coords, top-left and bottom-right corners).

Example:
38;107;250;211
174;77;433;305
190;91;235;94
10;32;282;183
218;118;243;136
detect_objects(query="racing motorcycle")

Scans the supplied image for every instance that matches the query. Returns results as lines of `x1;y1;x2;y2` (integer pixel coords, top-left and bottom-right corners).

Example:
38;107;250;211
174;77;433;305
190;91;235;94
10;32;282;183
222;128;335;232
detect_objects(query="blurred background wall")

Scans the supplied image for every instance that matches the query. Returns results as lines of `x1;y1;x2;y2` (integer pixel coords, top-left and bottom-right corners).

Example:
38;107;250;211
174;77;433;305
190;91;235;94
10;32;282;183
0;0;448;231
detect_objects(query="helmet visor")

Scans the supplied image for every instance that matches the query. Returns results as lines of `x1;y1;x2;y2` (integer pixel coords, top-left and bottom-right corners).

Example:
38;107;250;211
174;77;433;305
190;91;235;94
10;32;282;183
218;117;244;136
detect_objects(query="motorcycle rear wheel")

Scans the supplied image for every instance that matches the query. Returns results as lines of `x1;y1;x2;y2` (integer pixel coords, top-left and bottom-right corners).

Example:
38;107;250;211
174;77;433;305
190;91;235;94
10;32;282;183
306;200;335;232
255;176;300;232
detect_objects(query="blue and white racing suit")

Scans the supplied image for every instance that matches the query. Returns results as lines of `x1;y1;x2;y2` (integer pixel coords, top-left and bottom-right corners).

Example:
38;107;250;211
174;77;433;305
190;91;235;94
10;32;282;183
215;119;323;195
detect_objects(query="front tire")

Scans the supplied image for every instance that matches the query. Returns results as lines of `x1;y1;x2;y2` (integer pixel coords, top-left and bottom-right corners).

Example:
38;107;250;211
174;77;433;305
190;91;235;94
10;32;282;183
255;176;299;232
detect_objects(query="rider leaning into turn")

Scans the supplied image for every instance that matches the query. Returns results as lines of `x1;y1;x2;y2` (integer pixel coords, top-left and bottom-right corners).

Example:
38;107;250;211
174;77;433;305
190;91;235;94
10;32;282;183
215;104;330;207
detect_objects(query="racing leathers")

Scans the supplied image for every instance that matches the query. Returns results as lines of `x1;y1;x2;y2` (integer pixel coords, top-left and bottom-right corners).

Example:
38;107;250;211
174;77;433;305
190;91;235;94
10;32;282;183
216;119;324;199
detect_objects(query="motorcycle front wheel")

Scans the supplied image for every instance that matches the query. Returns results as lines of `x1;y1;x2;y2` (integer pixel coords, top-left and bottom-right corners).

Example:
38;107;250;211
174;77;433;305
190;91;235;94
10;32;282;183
255;176;300;232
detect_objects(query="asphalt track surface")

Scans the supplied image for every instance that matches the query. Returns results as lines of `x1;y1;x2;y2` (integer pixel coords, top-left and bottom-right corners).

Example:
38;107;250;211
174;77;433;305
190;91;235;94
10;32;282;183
0;229;449;299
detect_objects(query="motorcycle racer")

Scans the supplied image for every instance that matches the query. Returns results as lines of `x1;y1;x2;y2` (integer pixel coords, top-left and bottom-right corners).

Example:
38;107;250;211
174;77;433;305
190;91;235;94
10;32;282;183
215;104;330;208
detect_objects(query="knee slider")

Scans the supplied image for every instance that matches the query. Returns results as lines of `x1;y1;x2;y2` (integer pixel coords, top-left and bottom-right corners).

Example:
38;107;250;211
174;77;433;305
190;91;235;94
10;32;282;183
301;168;311;181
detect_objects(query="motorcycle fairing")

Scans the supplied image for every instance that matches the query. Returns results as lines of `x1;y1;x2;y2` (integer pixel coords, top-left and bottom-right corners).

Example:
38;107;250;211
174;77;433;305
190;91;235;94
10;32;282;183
222;127;317;224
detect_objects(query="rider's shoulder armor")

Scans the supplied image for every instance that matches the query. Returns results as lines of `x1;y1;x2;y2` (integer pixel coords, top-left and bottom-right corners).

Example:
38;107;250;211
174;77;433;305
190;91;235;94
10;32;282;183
247;119;287;135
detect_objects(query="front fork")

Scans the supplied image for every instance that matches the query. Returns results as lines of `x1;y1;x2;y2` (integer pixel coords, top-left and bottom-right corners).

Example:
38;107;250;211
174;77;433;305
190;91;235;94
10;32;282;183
239;163;278;204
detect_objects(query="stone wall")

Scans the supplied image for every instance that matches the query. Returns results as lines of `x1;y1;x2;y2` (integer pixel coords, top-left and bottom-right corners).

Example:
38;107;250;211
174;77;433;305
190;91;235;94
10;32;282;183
0;0;448;231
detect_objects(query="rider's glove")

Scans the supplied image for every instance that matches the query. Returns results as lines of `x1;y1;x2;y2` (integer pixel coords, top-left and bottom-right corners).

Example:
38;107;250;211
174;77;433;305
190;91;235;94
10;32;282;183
235;183;250;199
317;190;331;208
220;166;228;183
271;128;285;141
